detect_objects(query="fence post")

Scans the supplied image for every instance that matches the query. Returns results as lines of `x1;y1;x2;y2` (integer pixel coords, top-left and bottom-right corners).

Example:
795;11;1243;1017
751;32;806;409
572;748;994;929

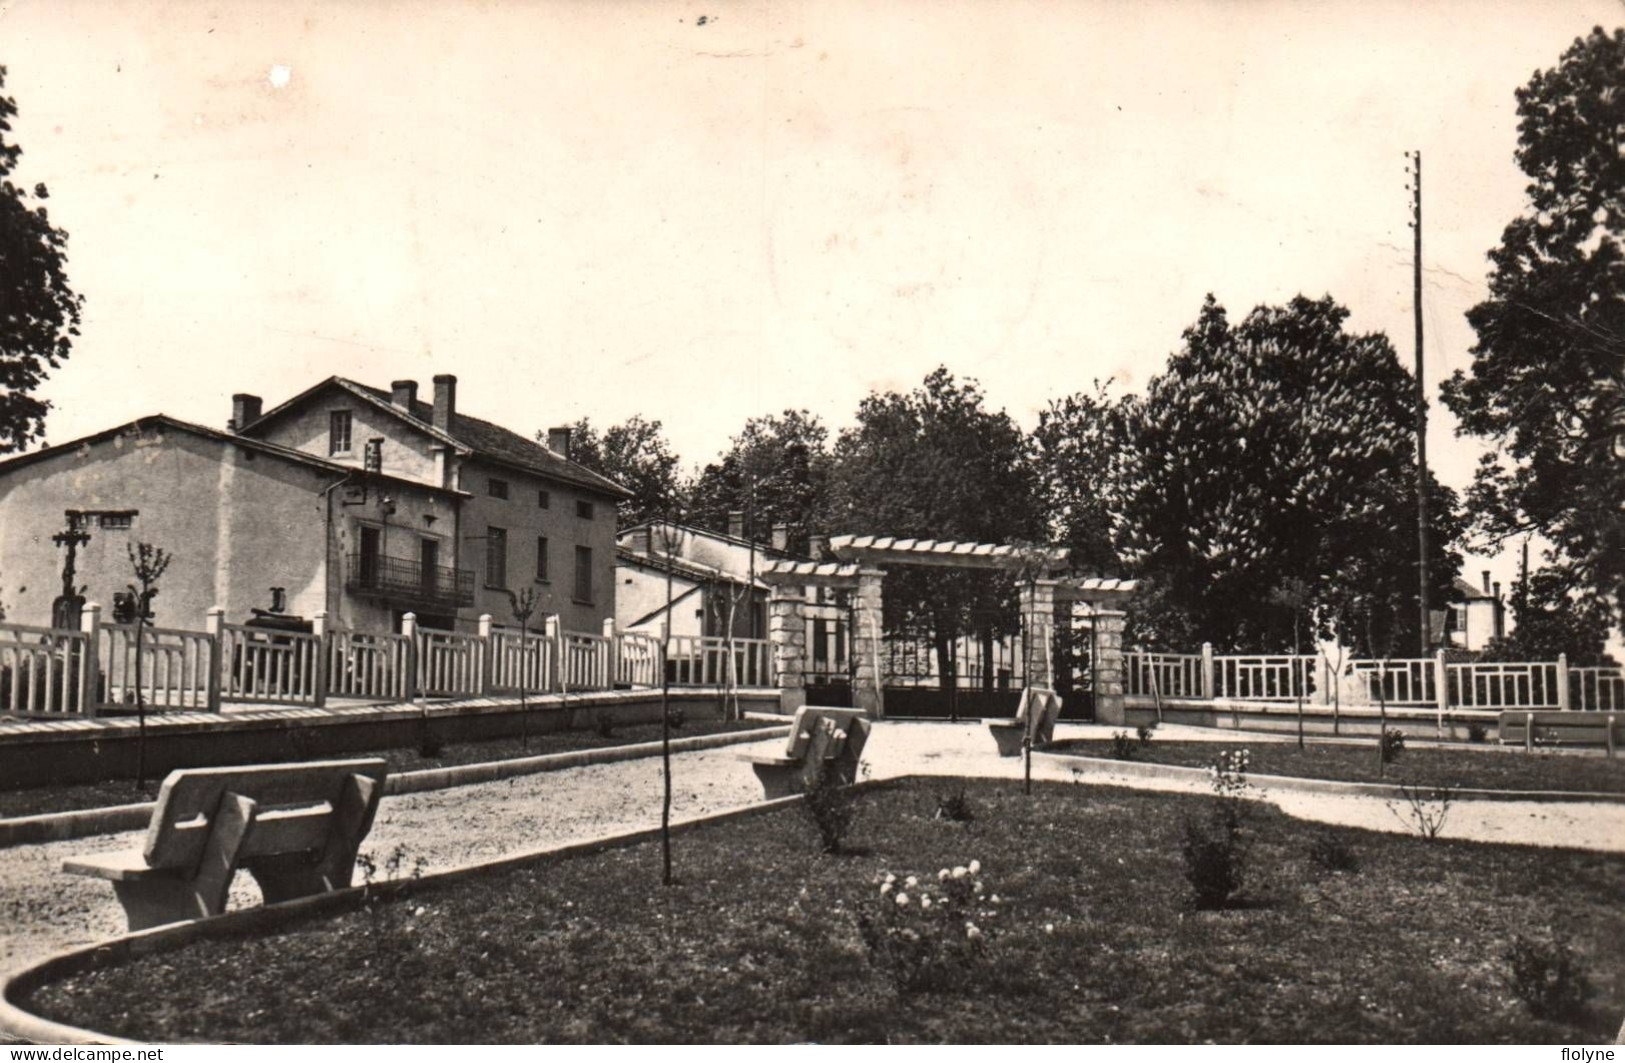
1556;653;1570;711
544;614;563;693
1434;649;1449;716
205;607;225;712
603;617;619;689
311;611;329;708
477;613;494;696
78;602;102;718
401;612;419;705
1200;643;1215;701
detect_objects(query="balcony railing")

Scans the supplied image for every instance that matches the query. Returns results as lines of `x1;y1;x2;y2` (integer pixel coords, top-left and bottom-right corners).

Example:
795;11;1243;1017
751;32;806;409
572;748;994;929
345;552;475;609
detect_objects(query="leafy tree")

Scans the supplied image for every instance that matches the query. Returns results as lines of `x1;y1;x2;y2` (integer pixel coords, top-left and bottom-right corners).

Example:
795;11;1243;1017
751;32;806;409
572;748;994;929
0;67;83;451
827;367;1043;688
1111;295;1464;653
1440;27;1625;632
687;409;832;550
556;416;682;530
1032;383;1125;577
1478;566;1617;666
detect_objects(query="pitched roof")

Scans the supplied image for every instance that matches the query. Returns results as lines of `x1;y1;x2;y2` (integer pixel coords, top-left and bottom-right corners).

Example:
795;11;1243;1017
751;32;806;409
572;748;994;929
246;376;631;500
0;414;353;479
1452;577;1496;601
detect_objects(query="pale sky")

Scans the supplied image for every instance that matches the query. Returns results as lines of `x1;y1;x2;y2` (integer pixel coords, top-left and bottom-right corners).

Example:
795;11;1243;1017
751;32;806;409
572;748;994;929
3;0;1619;593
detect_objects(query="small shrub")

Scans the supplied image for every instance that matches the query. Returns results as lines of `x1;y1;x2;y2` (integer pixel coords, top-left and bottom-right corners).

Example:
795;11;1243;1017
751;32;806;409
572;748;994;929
1135;723;1156;746
666;704;687;731
1306;830;1360;873
1504;934;1593;1022
1380;727;1406;764
1181;807;1246;909
1466;722;1489;744
857;859;993;993
417;729;444;760
595;714;616;740
934;786;975;823
1109;731;1141;761
1389;783;1456;840
802;764;857;854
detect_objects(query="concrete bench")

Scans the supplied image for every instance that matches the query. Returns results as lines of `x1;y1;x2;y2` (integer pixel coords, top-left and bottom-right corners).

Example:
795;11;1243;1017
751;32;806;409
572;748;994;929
63;758;389;931
740;707;871;798
1499;710;1622;753
988;687;1063;757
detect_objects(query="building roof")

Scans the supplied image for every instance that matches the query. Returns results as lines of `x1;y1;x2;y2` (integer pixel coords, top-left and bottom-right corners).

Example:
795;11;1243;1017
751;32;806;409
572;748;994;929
0;414;466;498
247;376;632;500
617;519;797;559
1452;577;1496;601
616;545;764;588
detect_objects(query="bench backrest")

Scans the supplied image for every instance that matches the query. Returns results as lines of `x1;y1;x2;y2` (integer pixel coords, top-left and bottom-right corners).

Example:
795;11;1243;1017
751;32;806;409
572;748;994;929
1019;687;1063;745
785;707;868;758
143;758;389;869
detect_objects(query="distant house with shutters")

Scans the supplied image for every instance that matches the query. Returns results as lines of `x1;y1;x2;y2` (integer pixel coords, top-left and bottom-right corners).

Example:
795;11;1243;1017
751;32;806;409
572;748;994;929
0;374;630;637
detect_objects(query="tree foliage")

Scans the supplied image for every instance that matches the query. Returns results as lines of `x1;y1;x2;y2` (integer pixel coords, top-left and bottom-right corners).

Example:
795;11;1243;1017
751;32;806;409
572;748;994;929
1032;383;1124;577
1112;295;1463;653
558;415;682;529
686;409;831;549
1440;27;1625;631
1477;565;1617;666
827;367;1042;661
0;67;82;452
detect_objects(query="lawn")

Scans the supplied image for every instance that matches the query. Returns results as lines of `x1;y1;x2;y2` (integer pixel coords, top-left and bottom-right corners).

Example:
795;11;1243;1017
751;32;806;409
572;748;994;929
24;778;1623;1044
1045;737;1625;794
0;717;772;820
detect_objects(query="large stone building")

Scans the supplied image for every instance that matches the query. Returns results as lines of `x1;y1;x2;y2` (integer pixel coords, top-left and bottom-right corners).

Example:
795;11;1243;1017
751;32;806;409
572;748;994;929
0;375;629;636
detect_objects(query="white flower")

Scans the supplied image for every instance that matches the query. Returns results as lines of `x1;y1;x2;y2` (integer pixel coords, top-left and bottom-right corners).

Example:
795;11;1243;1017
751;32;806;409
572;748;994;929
905;876;918;888
991;895;1001;904
966;924;983;941
921;896;933;910
938;868;951;881
896;893;910;906
952;866;968;879
974;881;985;894
968;860;981;875
880;883;893;895
1045;923;1055;934
884;873;897;885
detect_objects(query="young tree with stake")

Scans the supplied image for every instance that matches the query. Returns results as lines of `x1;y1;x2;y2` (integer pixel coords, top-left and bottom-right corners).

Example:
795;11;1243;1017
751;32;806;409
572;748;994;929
125;542;171;791
504;587;539;750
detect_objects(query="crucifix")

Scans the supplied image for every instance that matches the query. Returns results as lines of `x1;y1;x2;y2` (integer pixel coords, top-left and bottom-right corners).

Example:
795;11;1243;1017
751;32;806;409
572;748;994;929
51;514;91;629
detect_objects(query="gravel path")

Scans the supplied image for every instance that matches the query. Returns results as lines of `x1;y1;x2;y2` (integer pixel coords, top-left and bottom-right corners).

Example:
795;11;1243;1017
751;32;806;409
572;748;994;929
4;721;1622;982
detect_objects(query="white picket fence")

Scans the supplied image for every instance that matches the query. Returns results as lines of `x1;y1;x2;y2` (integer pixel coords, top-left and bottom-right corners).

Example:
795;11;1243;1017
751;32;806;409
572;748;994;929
667;635;771;689
1126;645;1621;713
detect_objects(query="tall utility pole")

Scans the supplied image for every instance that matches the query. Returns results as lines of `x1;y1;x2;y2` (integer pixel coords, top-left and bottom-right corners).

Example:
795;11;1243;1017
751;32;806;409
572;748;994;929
1409;150;1432;655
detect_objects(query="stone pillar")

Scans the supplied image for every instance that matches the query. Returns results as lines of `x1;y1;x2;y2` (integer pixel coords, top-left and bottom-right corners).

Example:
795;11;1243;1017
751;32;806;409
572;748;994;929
1093;608;1127;725
851;567;886;719
1018;579;1059;689
204;606;225;712
769;587;808;715
78;602;102;718
602;617;619;689
311;610;329;708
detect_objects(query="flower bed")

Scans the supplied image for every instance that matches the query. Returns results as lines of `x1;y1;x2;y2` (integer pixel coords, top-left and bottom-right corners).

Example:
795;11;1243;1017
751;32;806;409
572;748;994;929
1046;737;1625;794
20;779;1624;1043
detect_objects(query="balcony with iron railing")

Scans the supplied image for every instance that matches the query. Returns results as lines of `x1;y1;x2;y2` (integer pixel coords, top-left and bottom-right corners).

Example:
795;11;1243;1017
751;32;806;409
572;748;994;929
345;552;475;610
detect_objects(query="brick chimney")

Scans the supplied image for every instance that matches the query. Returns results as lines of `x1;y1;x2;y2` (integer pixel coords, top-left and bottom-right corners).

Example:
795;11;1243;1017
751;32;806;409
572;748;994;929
547;426;572;459
391;380;418;411
771;522;790;552
728;510;745;539
230;393;262;432
1493;582;1505;640
808;534;829;560
432;375;457;432
1481;570;1491;595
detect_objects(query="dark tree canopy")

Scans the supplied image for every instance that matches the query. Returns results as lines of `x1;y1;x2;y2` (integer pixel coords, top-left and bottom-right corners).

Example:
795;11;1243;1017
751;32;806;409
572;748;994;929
827;367;1042;648
1112;295;1464;653
686;409;831;548
1477;565;1617;667
557;415;682;530
0;66;82;452
1032;383;1125;578
1440;27;1625;633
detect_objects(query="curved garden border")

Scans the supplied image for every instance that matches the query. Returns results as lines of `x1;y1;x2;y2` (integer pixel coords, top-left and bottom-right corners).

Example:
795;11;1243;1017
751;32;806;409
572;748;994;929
1035;749;1625;804
0;785;834;1045
0;725;791;849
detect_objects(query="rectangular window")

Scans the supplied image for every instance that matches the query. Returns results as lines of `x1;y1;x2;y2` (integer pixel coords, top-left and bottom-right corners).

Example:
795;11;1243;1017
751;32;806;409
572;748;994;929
329;411;352;454
486;526;508;589
576;500;594;520
537;489;551;509
536;536;549;582
363;439;383;473
488;477;509;500
99;512;134;530
574;545;593;603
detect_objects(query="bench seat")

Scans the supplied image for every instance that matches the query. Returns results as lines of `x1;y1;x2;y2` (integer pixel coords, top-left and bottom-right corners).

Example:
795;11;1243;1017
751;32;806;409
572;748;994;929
741;707;871;798
64;758;388;931
989;687;1063;757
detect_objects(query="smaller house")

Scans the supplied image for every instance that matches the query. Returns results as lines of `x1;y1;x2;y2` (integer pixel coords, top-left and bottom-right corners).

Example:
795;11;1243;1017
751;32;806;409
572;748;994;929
1445;571;1506;653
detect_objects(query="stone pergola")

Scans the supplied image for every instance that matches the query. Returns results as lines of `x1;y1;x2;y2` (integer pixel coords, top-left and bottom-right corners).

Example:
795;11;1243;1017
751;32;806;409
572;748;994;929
760;535;1136;722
